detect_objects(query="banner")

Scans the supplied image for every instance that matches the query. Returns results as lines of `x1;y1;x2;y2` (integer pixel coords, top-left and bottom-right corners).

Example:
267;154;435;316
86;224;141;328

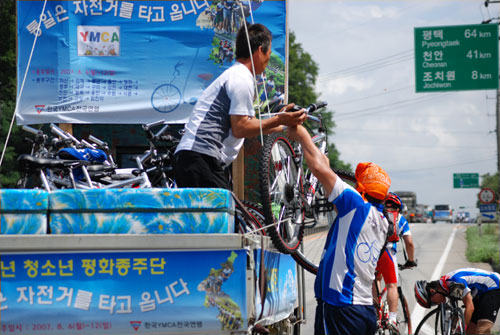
16;0;287;125
0;249;247;334
254;250;297;325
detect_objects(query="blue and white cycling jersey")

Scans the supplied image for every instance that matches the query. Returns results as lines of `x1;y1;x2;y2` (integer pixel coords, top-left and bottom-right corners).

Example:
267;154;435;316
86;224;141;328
386;215;411;255
441;268;500;298
315;178;388;306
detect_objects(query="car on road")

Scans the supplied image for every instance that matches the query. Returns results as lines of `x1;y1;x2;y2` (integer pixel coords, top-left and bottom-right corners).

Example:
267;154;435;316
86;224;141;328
433;204;453;223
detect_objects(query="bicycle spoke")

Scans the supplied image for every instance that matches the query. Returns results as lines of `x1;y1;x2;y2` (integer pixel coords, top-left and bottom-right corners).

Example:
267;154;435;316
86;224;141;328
259;133;304;253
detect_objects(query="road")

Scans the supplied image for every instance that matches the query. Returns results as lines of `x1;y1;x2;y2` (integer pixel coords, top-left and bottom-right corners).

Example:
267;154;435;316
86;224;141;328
298;223;500;334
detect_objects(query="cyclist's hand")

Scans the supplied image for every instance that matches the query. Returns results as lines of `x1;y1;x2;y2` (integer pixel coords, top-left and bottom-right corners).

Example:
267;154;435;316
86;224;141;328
403;259;417;268
277;104;306;126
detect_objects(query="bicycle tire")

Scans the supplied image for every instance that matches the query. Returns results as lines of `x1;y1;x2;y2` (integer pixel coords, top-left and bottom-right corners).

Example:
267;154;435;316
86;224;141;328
259;132;304;254
414;307;440;335
291;169;356;274
396;288;412;335
234;200;266;236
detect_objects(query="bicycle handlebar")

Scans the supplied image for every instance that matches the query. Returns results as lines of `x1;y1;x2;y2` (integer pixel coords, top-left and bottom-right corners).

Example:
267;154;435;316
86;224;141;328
80;139;95;148
306;102;328;112
50;124;82;146
144;119;166;129
22;125;42;136
88;135;106;147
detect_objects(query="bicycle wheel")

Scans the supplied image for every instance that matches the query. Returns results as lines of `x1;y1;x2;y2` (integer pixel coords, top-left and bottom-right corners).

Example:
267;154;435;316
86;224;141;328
259;132;304;254
234;200;266;236
396;288;412;335
414;307;441;335
291;169;356;274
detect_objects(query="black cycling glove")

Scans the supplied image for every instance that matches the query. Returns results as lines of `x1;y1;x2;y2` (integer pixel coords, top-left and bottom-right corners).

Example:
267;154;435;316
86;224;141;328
403;260;418;268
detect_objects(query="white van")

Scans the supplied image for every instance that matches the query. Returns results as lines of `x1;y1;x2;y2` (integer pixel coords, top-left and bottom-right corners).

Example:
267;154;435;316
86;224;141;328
433;204;453;223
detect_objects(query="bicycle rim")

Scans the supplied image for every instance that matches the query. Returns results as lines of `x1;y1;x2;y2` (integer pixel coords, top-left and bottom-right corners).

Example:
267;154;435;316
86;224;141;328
291;169;356;274
396;291;412;335
259;133;304;253
414;308;440;335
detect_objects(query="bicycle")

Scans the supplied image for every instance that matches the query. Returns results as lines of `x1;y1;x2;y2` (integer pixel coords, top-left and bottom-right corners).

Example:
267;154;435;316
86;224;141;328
258;101;339;255
374;263;413;335
414;295;465;335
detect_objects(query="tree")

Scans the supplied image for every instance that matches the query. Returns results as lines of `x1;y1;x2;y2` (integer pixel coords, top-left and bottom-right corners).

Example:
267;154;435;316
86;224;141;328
288;32;351;172
0;0;23;188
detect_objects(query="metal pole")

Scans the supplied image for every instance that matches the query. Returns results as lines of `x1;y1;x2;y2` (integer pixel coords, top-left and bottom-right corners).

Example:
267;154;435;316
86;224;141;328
497;70;500;270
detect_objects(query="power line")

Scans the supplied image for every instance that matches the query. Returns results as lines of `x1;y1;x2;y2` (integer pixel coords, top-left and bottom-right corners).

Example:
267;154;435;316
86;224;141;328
329;85;412;107
318;50;413;81
335;127;492;135
388;157;496;174
333;93;451;121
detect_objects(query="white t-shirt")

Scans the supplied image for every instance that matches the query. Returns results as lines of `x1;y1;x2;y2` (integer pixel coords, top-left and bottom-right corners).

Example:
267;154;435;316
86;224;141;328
175;62;254;165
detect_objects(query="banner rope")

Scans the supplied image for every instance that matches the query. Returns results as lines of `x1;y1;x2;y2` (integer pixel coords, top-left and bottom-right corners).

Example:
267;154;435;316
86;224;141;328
238;0;271;146
0;0;48;169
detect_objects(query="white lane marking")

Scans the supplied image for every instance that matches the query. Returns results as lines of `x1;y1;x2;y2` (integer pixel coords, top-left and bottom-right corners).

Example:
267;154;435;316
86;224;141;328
410;227;457;331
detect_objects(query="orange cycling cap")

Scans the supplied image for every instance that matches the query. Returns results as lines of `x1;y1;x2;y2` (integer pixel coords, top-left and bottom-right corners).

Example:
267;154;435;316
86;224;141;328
355;162;391;201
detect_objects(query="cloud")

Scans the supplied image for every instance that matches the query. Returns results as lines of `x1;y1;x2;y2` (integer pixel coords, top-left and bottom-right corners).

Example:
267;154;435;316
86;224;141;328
318;76;374;96
290;1;498;214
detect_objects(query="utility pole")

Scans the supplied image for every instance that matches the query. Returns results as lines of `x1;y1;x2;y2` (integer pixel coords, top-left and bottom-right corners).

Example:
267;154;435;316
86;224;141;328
484;0;500;270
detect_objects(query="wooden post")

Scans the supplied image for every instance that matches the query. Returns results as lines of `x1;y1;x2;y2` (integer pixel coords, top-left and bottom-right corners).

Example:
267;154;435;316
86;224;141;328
232;146;245;200
59;123;73;135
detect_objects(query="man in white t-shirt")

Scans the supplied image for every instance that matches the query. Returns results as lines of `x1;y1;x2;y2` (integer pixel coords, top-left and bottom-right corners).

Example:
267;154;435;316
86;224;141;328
174;23;305;189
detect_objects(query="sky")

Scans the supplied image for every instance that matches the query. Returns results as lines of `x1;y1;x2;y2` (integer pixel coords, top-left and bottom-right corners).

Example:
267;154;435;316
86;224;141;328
288;0;499;217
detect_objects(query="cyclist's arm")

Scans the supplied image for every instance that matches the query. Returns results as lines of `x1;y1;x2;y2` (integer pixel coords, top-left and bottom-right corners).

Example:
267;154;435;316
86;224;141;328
402;235;416;263
286;125;337;194
230;104;306;138
462;292;474;326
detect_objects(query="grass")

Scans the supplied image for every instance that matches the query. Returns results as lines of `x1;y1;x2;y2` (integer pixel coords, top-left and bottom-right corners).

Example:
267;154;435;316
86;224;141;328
466;223;500;272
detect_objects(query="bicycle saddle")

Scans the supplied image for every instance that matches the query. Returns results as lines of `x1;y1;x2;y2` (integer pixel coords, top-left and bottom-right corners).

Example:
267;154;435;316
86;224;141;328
17;154;90;171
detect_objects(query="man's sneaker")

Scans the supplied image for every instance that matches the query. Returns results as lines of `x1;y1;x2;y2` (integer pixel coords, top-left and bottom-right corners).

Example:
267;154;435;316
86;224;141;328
387;319;399;335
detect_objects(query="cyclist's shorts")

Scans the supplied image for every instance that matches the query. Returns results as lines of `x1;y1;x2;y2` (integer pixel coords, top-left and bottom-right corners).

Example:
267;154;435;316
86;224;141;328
375;249;397;284
322;303;377;335
471;289;500;324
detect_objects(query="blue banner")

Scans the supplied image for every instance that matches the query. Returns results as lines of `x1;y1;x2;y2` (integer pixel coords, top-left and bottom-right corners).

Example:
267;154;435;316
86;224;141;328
254;250;297;325
0;249;247;334
16;0;287;125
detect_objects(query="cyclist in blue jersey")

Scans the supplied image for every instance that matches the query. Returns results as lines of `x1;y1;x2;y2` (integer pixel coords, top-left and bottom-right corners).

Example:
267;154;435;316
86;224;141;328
415;268;500;334
374;192;416;332
287;125;391;335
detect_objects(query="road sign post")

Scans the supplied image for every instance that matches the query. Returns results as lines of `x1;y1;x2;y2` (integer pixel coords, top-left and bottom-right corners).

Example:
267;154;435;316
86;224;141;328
414;24;499;92
453;173;479;188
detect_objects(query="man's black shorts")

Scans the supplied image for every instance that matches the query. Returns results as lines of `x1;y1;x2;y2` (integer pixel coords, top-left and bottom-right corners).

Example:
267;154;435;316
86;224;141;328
173;150;230;190
471;289;500;324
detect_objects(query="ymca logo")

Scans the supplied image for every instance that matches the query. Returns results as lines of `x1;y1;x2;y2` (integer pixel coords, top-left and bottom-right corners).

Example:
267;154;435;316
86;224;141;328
35;105;45;114
77;25;120;57
130;321;142;331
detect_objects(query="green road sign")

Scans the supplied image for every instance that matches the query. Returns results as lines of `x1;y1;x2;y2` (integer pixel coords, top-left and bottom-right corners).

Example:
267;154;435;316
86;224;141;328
453;173;479;188
415;24;499;92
